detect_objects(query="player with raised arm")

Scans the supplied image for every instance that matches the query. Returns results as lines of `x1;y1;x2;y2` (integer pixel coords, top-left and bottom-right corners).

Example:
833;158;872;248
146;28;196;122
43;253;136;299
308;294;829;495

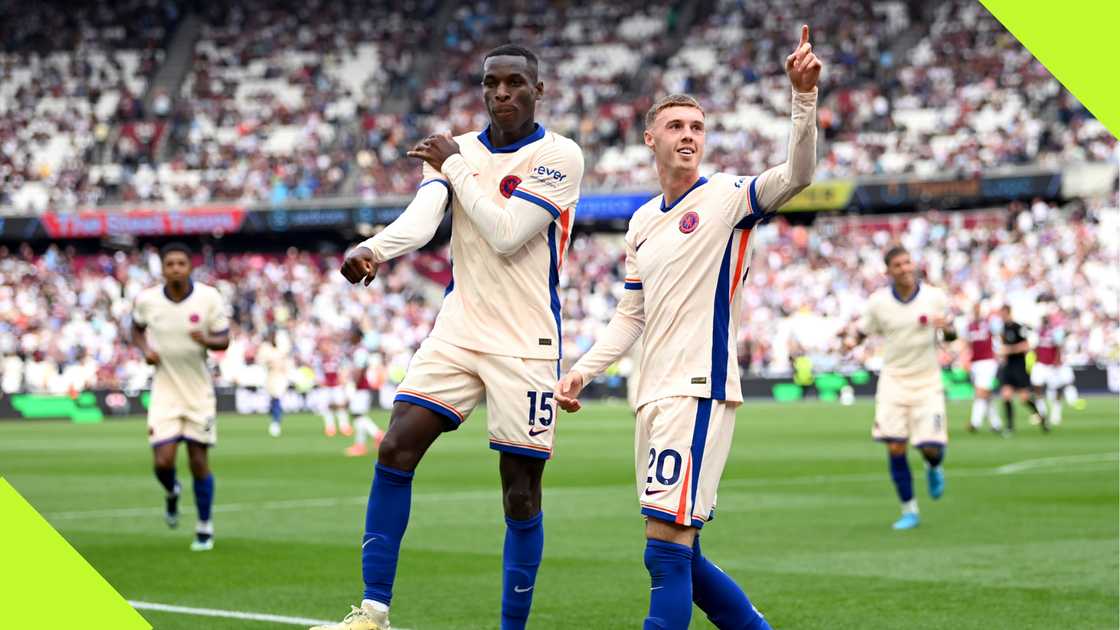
131;242;230;551
314;44;583;630
964;302;1003;433
844;246;956;530
554;26;819;630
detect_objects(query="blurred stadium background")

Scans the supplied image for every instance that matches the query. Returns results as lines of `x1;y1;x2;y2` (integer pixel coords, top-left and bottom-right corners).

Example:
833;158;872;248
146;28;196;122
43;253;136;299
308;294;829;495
1;1;1117;628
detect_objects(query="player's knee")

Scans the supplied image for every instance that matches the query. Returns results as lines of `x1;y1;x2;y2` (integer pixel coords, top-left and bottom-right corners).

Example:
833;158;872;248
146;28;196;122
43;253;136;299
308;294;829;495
886;442;907;456
502;485;538;520
376;432;419;471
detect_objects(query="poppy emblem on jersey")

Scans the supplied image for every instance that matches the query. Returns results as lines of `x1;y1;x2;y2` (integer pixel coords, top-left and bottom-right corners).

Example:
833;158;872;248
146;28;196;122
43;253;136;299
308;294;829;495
190;314;200;323
499;175;522;198
679;211;700;234
918;314;928;326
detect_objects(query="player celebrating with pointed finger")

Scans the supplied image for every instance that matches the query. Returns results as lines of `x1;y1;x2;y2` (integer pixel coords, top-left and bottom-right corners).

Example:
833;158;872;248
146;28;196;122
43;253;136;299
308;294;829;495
555;25;820;630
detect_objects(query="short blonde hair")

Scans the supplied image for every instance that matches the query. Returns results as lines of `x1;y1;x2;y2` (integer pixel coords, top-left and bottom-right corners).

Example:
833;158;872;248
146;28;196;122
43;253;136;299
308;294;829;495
645;94;704;129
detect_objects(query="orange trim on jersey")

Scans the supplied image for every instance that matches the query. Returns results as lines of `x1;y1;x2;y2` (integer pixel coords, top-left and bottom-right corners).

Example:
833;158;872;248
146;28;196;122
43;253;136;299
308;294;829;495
640;502;677;516
489;437;552;453
557;209;572;270
728;228;752;303
395;388;465;422
624;276;641;282
675;457;693;525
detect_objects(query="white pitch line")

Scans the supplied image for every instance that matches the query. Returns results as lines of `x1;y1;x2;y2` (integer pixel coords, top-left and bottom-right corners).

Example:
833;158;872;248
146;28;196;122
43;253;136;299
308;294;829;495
129;600;333;626
129;600;414;629
42;452;1119;522
994;451;1120;474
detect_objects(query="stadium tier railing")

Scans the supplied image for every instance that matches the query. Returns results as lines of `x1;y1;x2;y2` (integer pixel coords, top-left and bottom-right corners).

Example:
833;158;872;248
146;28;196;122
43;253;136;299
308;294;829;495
3;163;1116;241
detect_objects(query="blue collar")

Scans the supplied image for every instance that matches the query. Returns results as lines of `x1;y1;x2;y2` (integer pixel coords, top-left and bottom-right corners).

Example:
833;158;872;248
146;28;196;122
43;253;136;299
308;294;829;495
478;123;546;153
164;280;194;303
661;176;708;212
891;282;920;304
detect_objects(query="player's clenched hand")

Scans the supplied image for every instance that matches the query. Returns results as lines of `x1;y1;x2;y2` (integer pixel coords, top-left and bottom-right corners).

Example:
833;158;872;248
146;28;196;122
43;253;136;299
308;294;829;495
143;349;161;366
554;371;585;413
341;246;379;286
407;133;460;172
785;24;822;93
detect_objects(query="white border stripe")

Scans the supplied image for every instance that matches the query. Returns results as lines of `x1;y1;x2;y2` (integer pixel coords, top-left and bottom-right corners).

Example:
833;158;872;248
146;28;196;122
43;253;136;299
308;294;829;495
129;600;414;629
129;600;334;626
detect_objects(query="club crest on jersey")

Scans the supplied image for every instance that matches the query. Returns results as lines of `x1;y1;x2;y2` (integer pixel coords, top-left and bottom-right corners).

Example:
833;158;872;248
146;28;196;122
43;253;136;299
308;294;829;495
499;175;522;198
190;313;200;323
679;211;700;234
918;314;928;326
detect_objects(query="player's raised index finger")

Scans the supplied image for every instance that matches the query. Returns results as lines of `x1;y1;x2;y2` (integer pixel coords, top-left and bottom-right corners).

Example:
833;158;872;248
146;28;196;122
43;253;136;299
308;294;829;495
799;24;809;47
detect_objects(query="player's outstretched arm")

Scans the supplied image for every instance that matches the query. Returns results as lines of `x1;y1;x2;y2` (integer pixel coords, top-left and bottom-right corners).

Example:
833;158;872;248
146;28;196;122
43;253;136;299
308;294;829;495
342;168;451;286
738;25;821;224
410;134;582;256
555;290;644;413
558;263;646;412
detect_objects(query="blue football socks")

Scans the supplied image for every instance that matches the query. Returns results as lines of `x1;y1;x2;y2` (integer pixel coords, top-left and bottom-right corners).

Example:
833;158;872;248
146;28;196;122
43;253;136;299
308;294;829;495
888;451;913;503
269;397;283;425
643;539;693;629
692;537;771;629
362;463;414;605
193;473;214;522
501;512;544;629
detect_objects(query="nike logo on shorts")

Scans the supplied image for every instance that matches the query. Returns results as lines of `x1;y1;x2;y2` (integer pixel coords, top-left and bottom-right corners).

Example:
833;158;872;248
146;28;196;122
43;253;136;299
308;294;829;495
644;488;666;496
528;428;549;437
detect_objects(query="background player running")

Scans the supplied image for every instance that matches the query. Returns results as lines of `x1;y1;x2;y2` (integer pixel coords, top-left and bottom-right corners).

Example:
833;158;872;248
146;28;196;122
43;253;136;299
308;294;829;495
556;25;819;630
131;242;230;551
845;246;956;531
964;302;1003;433
1032;306;1080;426
316;44;584;630
256;328;291;437
997;304;1048;433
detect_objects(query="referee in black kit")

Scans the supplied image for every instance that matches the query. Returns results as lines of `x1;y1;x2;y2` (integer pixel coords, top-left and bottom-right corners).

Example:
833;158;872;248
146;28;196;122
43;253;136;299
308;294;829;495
997;304;1048;433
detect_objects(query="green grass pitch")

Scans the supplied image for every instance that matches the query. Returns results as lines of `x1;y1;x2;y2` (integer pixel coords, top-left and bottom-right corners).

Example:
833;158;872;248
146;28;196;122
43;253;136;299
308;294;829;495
1;398;1117;629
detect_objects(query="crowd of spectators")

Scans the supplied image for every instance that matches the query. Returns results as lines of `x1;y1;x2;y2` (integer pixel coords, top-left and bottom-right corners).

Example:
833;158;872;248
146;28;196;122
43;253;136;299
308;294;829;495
1;0;1115;211
0;0;180;213
4;200;1116;395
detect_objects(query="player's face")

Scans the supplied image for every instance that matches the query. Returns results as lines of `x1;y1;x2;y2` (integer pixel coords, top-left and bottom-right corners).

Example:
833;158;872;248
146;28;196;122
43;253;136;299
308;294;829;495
161;252;191;284
481;56;542;134
644;106;705;176
887;252;914;287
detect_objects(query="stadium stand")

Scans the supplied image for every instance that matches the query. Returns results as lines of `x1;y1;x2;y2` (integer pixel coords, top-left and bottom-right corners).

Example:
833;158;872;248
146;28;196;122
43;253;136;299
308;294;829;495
1;0;1114;208
3;197;1116;394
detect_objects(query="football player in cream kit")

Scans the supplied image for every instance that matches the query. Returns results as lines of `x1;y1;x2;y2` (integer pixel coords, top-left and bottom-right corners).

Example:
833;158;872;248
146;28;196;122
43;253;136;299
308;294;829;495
845;246;956;531
319;44;583;630
131;242;230;551
555;26;820;630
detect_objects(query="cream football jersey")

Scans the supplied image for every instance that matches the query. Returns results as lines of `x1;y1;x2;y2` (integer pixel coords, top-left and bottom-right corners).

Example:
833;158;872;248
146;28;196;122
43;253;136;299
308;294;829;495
132;282;229;420
617;173;770;408
428;124;583;361
859;284;949;383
